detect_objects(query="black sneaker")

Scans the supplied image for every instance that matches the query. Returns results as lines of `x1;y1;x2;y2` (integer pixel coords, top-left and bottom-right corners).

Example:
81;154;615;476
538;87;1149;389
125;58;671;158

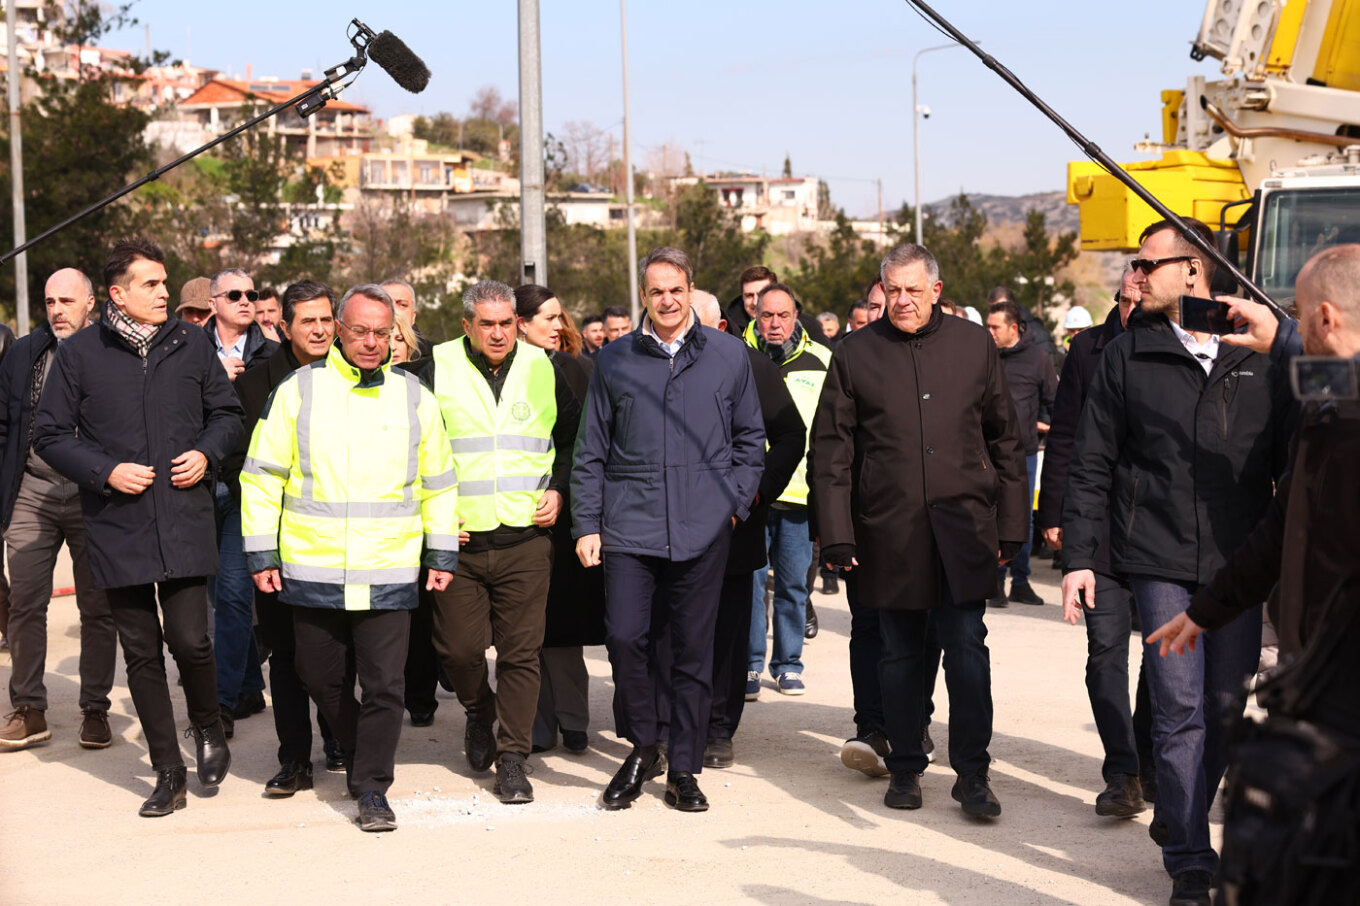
821;573;839;595
233;690;267;719
884;771;922;809
562;729;589;754
1169;869;1212;906
923;727;936;764
1095;773;1146;818
324;737;347;773
840;727;891;777
494;754;534;804
1149;817;1169;847
355;791;397;831
1008;580;1045;606
464;706;496;773
951;772;1001;818
987;592;1009;608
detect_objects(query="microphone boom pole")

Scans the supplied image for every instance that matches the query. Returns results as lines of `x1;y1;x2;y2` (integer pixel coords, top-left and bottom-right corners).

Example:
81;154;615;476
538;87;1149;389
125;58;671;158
904;0;1285;318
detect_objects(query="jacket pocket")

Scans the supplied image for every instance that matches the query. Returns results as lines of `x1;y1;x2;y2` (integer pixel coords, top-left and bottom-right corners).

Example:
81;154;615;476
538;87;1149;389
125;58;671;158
715;392;732;448
1123;471;1141;541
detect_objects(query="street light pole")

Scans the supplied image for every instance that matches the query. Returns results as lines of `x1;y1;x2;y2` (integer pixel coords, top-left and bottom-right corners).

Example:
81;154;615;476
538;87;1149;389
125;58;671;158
7;0;28;333
518;0;547;286
913;42;962;246
620;0;638;324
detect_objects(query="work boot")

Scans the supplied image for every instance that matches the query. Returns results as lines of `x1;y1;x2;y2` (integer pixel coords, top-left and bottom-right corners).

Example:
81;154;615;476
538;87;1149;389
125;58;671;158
1008;580;1045;606
185;720;231;786
139;765;187;817
78;708;113;749
0;706;50;750
1095;773;1146;818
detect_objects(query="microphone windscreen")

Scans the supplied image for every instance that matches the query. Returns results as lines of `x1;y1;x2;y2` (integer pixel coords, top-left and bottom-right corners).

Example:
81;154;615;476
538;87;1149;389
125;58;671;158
368;30;430;94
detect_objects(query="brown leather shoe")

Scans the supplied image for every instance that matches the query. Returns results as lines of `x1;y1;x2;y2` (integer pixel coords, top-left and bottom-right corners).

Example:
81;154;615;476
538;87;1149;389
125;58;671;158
0;706;51;749
79;709;113;749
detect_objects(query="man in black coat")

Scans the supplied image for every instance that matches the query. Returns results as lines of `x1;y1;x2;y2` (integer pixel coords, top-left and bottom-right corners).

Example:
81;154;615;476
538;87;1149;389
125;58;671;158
1060;219;1297;906
230;279;350;797
985;299;1058;607
1038;271;1154;818
33;238;244;818
812;243;1028;818
0;269;117;752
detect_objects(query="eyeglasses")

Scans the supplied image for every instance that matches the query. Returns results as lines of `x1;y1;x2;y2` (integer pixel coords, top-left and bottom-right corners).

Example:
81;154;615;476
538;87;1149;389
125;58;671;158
1129;256;1192;275
339;321;393;340
215;289;260;303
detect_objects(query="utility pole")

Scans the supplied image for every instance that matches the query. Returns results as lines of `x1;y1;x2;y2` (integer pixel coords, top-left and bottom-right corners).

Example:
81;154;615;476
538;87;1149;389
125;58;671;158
620;0;638;322
518;0;546;285
913;42;963;246
876;177;883;247
7;0;28;333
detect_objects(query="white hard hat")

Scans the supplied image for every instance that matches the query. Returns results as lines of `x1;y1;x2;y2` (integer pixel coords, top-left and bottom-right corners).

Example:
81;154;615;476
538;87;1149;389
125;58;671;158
964;306;983;325
1063;306;1093;330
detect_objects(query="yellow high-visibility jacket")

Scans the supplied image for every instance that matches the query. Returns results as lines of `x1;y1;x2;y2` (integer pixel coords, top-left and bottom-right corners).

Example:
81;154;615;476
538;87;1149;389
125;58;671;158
240;344;458;611
743;321;830;505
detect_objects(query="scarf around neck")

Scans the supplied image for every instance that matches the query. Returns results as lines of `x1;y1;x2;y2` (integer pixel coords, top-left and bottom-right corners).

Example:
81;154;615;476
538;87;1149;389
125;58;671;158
104;301;159;358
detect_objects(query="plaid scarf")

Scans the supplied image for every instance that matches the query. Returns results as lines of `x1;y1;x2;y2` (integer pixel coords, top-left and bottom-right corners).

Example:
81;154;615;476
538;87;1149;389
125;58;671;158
104;301;158;358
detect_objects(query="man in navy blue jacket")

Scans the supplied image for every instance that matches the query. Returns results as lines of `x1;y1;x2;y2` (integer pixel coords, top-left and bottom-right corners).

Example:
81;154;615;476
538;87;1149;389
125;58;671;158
572;246;765;812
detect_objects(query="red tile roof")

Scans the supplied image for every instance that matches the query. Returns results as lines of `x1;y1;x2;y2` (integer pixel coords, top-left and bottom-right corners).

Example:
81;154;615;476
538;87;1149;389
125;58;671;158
181;78;368;113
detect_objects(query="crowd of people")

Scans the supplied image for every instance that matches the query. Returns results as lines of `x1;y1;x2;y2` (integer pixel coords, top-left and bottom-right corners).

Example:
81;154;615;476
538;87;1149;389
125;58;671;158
0;224;1355;904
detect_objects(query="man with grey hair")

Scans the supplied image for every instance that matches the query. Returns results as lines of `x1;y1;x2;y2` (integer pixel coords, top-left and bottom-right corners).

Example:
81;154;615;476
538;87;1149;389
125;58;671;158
408;279;580;804
382;278;433;359
242;281;459;831
812;242;1027;817
572;246;765;811
207;267;276;382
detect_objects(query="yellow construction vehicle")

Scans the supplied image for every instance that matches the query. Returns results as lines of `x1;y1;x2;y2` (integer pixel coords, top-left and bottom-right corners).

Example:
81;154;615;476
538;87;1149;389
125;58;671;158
1066;0;1360;303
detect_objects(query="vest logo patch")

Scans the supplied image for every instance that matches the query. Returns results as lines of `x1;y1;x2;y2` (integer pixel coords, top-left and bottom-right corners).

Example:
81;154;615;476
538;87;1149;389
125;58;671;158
511;401;532;422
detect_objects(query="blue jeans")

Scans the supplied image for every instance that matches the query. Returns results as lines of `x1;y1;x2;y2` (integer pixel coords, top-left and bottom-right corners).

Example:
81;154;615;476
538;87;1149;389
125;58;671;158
749;508;811;677
999;453;1038;584
214;482;265;709
1132;577;1261;878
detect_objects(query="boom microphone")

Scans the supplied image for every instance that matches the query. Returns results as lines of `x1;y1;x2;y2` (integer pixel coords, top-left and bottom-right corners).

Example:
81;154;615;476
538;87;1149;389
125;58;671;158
367;30;430;94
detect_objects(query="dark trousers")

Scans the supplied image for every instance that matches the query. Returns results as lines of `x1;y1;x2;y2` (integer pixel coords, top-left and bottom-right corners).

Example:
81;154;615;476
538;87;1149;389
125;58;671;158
404;586;439;717
431;535;552;759
708;570;756;740
293;606;409;795
106;579;219;771
605;532;729;774
212;482;265;709
255;588;341;765
879;577;992;776
533;647;590;748
846;571;941;733
1084;571;1154;781
5;472;116;711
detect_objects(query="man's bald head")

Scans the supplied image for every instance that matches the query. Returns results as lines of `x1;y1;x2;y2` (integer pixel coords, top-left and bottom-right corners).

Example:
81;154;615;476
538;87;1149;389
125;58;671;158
692;289;723;329
44;267;97;339
1296;243;1360;358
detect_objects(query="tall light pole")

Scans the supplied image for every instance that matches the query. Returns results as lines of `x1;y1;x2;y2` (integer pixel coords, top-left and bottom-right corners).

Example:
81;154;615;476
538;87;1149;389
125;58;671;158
7;0;28;332
913;42;962;246
518;0;546;285
620;0;639;323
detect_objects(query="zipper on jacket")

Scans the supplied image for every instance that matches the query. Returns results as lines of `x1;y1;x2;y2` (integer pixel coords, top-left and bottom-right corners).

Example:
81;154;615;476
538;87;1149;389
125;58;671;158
1124;473;1140;539
1221;380;1229;440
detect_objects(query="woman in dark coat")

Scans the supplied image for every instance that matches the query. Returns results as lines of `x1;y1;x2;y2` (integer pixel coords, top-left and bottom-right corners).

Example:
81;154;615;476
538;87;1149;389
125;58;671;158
515;285;605;753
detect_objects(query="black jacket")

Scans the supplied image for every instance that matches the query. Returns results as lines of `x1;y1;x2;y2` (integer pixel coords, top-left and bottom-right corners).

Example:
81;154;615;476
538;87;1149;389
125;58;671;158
0;324;14;363
33;315;244;589
1061;312;1297;586
0;322;60;528
726;347;805;575
724;296;830;350
997;329;1057;456
223;343;306;497
203;316;279;374
1036;306;1124;573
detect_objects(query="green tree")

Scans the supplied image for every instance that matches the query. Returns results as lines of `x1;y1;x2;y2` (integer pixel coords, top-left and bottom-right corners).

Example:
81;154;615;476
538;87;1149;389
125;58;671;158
789;211;881;317
673;180;769;295
782;154;792;179
1009;209;1078;319
923;193;1011;308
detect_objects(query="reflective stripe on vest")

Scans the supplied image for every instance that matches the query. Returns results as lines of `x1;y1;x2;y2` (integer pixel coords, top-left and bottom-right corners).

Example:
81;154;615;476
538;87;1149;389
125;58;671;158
432;340;557;532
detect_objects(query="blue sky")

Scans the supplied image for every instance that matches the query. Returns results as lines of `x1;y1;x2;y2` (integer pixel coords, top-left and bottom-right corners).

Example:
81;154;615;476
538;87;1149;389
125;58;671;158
110;0;1226;219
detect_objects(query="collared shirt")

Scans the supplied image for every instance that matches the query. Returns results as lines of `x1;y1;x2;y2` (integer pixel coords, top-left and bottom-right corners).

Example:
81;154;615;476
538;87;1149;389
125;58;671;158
1170;319;1220;376
214;328;247;362
463;336;518;402
641;311;694;357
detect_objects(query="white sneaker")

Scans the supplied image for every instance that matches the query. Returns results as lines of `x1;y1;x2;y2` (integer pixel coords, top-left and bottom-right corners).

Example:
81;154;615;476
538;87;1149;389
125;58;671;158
744;671;761;701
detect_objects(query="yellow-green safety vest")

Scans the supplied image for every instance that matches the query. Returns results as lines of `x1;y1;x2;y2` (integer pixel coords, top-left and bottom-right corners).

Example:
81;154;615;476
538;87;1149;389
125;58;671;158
743;321;831;506
239;343;459;611
432;339;557;533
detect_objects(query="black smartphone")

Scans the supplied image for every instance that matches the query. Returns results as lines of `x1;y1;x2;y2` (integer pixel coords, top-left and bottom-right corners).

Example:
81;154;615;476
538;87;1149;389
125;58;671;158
1290;356;1359;402
1179;295;1234;334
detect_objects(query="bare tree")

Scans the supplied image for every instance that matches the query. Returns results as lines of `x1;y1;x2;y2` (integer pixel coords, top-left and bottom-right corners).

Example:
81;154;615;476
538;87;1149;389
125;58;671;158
645;140;688;179
560;120;611;182
468;85;517;125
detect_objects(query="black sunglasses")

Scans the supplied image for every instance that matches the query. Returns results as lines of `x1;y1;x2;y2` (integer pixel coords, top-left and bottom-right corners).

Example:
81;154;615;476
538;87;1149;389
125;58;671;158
216;289;260;303
1129;256;1192;275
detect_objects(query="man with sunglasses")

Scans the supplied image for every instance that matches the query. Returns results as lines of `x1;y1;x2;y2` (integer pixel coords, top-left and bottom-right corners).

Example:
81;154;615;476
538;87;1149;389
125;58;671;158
1059;218;1297;906
204;267;278;736
206;268;277;382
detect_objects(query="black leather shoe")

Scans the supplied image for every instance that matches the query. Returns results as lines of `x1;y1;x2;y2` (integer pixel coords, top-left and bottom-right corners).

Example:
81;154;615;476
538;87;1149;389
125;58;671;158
139;765;187;817
1095;773;1146;818
821;572;839;595
219;709;235;739
952;772;1001;818
233;690;267;719
987;592;1009;608
884;771;923;809
356;791;397;832
1149;817;1169;847
664;771;709;812
703;737;734;769
464;706;496;772
1169;869;1212;906
185;721;231;787
1008;580;1045;606
562;730;588;754
494;754;534;804
602;746;665;810
804;600;819;640
324;738;347;773
409;708;436;728
264;761;314;798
